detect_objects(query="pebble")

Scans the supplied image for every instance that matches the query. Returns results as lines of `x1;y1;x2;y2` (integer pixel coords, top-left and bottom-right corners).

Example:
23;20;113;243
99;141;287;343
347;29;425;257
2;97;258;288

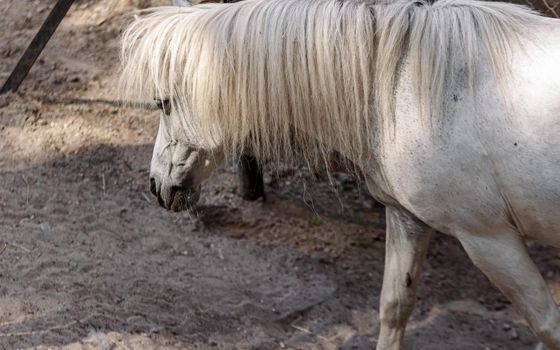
510;328;519;340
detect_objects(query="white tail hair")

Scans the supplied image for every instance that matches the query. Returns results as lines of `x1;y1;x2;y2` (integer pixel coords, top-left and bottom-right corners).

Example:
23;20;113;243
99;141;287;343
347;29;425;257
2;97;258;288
120;0;545;169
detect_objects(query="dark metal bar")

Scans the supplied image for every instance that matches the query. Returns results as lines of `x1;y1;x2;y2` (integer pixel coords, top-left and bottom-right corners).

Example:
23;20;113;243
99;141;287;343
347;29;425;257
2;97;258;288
1;0;76;94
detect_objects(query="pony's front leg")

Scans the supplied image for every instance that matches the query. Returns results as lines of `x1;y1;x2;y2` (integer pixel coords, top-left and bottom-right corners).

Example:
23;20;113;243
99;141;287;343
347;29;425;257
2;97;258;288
457;230;560;349
376;207;433;350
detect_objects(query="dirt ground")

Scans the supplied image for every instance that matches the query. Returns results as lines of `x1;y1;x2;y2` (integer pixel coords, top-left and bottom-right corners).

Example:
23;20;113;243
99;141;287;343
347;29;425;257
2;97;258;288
1;1;559;349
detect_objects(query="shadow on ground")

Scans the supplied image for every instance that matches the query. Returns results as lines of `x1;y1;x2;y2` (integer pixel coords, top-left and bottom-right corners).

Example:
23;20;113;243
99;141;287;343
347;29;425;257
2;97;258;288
0;143;556;349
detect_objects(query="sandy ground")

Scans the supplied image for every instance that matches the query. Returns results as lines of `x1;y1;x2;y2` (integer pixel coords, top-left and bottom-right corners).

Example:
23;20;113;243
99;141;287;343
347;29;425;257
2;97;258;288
1;1;559;349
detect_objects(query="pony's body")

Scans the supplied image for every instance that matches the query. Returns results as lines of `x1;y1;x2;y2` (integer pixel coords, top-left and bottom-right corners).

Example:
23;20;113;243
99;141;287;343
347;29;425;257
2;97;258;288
121;1;560;348
380;22;560;244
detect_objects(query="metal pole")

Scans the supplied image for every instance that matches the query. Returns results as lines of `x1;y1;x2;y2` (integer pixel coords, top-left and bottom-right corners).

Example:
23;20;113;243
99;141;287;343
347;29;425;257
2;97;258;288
1;0;76;94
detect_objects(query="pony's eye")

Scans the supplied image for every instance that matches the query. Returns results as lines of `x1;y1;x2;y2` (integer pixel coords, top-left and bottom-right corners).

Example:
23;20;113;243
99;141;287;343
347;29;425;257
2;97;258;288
154;98;171;115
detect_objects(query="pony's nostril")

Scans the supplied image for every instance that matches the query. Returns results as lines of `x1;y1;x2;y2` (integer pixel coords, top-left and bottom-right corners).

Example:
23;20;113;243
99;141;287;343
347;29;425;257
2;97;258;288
169;185;183;199
149;177;158;196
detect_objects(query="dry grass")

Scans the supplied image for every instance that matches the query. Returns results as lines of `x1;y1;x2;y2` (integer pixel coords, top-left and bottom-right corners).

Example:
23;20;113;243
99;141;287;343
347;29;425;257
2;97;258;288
185;0;560;17
188;0;560;17
518;0;560;17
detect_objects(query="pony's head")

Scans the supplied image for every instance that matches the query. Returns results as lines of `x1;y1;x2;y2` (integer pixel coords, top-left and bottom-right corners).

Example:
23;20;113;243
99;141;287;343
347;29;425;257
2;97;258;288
149;98;224;211
125;0;228;212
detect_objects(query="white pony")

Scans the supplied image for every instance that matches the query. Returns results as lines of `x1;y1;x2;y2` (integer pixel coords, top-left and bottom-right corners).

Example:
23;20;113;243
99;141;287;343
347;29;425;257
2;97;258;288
120;0;560;348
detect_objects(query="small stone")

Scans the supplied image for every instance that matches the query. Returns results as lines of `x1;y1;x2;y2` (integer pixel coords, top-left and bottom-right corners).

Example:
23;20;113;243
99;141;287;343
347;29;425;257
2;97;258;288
510;328;519;340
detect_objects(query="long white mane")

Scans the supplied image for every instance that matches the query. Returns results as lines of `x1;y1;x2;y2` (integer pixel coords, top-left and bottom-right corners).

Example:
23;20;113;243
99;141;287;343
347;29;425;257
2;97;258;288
120;0;544;169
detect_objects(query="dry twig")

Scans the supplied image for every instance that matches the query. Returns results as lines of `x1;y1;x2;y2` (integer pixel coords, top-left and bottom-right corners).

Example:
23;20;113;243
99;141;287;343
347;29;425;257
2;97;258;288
540;0;559;17
290;324;334;344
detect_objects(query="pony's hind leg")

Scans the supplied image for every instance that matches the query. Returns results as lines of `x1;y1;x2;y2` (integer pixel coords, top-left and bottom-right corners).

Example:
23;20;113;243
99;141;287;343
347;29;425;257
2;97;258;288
457;230;560;349
376;207;433;350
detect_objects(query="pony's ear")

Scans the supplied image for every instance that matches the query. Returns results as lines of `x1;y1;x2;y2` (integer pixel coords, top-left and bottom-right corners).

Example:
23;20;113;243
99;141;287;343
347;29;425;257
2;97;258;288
172;0;191;7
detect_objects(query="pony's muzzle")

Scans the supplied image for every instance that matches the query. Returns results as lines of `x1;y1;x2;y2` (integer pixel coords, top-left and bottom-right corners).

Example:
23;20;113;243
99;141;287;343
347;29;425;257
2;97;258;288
149;176;200;212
